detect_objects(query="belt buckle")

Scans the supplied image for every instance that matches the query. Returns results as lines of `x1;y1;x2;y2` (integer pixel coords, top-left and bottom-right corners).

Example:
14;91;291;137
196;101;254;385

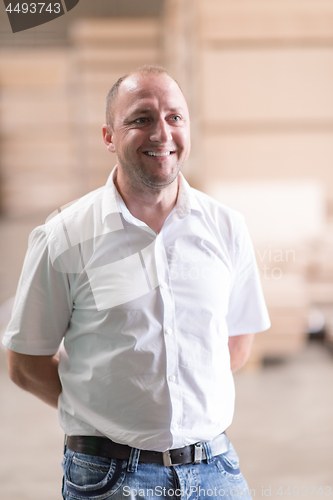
193;442;203;464
162;450;173;466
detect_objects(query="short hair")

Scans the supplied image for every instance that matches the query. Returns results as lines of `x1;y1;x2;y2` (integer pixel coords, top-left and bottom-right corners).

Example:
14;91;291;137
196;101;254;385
105;65;175;127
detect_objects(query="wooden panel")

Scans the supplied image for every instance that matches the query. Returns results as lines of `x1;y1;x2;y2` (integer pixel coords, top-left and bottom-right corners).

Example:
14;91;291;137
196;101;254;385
78;70;128;89
0;48;73;215
308;283;333;304
202;133;333;210
201;49;333;122
206;180;325;247
247;272;309;367
75;47;159;66
2;179;78;216
203;132;333;178
1;134;74;173
247;310;308;369
252;318;307;353
0;49;69;88
69;18;160;45
200;0;333;42
0;91;71;131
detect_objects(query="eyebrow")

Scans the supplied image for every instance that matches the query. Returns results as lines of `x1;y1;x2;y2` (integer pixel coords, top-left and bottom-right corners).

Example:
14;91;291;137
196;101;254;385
169;107;186;114
132;109;151;115
130;107;186;115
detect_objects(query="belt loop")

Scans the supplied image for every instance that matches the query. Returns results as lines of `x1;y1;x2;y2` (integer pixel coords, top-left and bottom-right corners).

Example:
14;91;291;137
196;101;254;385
127;447;141;473
203;441;213;464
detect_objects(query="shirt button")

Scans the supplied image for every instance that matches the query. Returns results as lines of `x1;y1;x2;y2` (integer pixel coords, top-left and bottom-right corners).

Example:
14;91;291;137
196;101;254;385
161;282;168;289
168;375;176;383
165;328;173;335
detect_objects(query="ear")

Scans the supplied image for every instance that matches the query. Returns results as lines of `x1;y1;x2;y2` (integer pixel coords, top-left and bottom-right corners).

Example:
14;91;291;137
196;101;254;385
102;124;116;153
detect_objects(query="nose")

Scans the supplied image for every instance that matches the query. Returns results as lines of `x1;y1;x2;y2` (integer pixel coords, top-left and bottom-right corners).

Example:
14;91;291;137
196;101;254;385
149;118;172;143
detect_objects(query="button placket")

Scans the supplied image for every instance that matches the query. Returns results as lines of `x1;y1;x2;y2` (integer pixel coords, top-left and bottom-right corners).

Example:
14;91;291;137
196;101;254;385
155;234;182;431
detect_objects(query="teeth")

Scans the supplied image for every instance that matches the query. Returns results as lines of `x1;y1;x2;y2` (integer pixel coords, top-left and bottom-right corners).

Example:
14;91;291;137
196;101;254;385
146;151;171;157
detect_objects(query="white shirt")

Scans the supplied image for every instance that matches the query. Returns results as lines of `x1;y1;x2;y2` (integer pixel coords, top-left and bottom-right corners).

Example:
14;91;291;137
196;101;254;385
2;169;270;452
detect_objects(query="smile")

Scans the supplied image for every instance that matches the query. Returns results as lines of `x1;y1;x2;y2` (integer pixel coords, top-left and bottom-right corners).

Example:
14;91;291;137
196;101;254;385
144;151;172;157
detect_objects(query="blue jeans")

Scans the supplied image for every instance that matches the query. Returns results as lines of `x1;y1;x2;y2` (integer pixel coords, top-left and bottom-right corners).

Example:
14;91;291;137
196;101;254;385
61;437;252;500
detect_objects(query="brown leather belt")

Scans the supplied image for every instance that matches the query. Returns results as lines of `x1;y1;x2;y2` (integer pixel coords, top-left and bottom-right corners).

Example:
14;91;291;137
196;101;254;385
65;433;229;467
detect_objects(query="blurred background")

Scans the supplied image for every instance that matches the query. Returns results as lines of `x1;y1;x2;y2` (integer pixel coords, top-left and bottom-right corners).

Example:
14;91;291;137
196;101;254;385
0;0;332;498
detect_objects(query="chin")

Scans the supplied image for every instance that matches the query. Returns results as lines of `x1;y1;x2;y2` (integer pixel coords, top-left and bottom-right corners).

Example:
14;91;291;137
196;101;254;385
144;172;179;189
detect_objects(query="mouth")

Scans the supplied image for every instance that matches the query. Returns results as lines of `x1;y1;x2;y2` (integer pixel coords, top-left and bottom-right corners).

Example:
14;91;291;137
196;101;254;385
143;151;175;157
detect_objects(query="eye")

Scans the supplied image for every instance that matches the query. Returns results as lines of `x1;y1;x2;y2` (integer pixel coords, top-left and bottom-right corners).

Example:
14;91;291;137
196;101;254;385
134;117;148;124
171;115;181;122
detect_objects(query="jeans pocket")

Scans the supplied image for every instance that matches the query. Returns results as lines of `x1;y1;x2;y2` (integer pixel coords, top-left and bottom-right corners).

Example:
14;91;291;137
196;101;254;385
63;450;126;500
214;444;244;481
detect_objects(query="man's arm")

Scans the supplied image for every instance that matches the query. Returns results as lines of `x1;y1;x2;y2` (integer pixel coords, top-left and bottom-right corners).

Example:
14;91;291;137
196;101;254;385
7;350;62;408
228;333;254;372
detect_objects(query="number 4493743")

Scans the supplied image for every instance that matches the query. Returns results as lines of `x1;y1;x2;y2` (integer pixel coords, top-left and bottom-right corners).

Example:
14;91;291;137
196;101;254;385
5;3;61;14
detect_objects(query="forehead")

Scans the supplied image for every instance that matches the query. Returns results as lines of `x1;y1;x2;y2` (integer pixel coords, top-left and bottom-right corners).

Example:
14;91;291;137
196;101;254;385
115;73;188;116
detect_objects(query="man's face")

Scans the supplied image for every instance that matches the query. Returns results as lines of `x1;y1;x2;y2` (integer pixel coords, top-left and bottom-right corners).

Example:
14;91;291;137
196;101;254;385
104;73;191;191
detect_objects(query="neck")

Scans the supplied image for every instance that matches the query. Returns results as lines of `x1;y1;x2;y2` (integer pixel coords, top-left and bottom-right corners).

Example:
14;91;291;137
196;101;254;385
113;168;179;234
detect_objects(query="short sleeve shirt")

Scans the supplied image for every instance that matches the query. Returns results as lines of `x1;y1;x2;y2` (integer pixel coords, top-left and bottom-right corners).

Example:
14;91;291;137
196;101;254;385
2;170;270;451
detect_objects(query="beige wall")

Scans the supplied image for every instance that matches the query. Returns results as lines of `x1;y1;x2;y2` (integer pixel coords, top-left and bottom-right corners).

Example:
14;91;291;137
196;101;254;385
0;49;74;215
1;3;333;218
196;0;333;217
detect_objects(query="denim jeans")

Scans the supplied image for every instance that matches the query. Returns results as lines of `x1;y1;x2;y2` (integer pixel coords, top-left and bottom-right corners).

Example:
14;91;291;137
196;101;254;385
61;437;252;500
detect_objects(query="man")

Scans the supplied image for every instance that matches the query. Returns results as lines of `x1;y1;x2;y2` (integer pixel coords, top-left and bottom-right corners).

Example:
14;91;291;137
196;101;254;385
3;65;270;499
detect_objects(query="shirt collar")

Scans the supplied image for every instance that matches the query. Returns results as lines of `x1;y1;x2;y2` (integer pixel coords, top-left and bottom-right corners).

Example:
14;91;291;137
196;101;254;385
101;166;122;223
175;174;203;219
102;166;203;224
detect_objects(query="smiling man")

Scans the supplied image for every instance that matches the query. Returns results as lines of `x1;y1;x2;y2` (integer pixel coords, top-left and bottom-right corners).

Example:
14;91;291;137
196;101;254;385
3;66;270;500
102;68;191;234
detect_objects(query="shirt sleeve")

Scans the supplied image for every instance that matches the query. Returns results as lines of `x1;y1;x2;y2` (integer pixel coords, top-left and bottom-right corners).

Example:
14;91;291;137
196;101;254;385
2;225;72;355
226;215;271;336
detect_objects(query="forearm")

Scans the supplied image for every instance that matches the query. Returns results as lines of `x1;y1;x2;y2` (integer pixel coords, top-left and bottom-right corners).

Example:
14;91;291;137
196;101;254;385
8;350;62;408
228;333;254;372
